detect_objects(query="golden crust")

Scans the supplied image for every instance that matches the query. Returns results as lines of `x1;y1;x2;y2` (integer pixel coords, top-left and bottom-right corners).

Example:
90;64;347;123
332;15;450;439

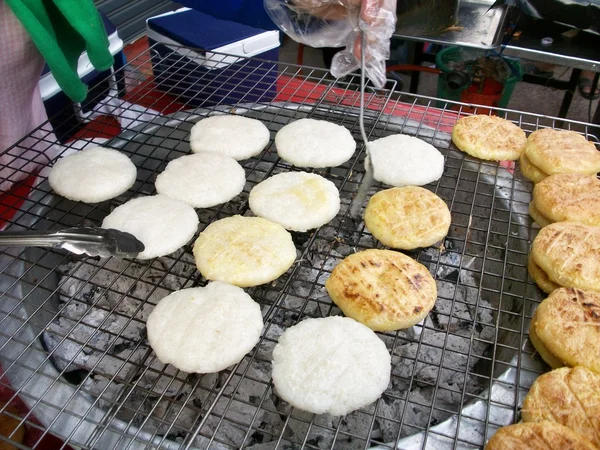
451;114;527;161
325;249;437;331
531;222;600;292
528;255;559;294
529;317;566;369
534;174;600;227
530;287;600;373
520;152;549;183
522;366;600;447
525;128;600;175
364;187;451;250
529;201;553;228
485;421;598;450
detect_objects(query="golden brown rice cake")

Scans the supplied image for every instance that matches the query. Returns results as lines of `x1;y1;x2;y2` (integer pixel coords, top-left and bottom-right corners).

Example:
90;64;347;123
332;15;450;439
520;152;548;183
485;421;597;450
529;201;552;228
528;255;559;294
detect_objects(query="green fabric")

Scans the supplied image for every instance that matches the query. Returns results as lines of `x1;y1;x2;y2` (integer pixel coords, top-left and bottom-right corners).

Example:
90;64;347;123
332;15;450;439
6;0;114;102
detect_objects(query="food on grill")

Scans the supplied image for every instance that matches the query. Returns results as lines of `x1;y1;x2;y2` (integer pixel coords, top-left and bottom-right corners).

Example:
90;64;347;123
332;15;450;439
525;128;600;176
190;114;270;160
528;201;552;228
249;171;340;231
533;173;600;227
531;222;600;292
529;287;600;373
364;186;451;250
520;152;548;183
325;249;437;331
364;134;444;187
451;114;527;161
522;366;600;447
155;152;246;208
528;255;559;294
271;316;391;416
146;282;264;373
48;146;136;203
102;194;198;260
275;118;356;168
193;215;296;287
485;421;597;450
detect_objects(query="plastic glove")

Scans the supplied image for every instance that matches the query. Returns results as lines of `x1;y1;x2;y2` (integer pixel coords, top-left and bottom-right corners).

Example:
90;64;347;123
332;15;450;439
264;0;397;88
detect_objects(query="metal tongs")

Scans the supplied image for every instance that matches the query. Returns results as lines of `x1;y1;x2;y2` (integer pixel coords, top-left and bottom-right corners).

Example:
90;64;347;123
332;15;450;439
349;32;375;218
0;227;145;259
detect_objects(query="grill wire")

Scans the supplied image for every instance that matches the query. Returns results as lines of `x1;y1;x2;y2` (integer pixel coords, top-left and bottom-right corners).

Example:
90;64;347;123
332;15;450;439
0;44;599;450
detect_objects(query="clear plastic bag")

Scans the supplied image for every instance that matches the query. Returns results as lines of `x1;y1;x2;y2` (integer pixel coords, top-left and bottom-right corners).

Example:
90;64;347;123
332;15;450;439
264;0;397;88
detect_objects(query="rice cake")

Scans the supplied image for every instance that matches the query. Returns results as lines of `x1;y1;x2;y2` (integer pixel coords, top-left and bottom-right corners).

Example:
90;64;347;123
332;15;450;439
451;115;527;161
275;118;356;168
190;115;270;160
533;173;600;227
525;128;600;175
531;222;600;292
364;186;451;250
271;316;391;416
249;172;340;231
193;215;296;287
529;287;600;373
325;249;437;331
155;152;246;208
520;152;548;183
529;201;552;228
522;366;600;447
147;282;263;373
49;147;136;203
485;421;597;450
528;255;559;294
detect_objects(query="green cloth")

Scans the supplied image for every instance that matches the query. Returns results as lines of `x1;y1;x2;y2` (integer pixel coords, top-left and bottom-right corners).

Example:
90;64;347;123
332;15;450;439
6;0;114;102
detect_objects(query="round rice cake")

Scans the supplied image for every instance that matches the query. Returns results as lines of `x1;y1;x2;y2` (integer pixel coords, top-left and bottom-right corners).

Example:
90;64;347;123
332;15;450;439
531;222;600;292
325;249;437;331
484;421;597;450
275;118;356;168
49;146;136;203
364;186;451;250
451;114;527;161
522;366;600;447
520;152;548;183
530;287;600;373
193;215;296;287
525;128;600;175
147;282;263;373
102;195;198;260
271;316;391;416
529;201;552;228
528;255;559;294
248;172;340;232
155;152;246;208
365;134;444;186
190;115;270;160
533;173;600;227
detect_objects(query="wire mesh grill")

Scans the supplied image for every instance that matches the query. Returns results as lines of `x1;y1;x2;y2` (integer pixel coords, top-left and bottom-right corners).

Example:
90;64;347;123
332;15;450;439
0;43;599;450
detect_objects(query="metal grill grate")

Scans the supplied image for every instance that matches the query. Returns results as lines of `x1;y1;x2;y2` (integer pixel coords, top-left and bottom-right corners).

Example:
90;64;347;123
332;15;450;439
0;44;599;450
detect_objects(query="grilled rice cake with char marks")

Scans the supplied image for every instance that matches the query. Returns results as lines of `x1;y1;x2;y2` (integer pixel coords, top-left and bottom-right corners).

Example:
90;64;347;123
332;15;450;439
522;366;600;447
325;249;437;331
528;254;559;294
533;173;600;227
529;287;600;373
531;222;600;292
451;114;527;161
485;421;597;450
520;152;548;183
525;128;600;176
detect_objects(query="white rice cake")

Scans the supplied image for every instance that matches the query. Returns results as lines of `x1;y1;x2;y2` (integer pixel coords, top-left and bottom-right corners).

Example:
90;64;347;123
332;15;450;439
49;146;136;203
275;118;356;168
147;282;264;373
193;215;296;287
272;316;391;416
249;172;340;232
102;195;198;260
365;134;444;187
155;152;246;208
190;115;270;160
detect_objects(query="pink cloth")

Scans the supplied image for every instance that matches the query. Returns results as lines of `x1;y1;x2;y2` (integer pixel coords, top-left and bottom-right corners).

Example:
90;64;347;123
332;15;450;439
0;0;58;192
